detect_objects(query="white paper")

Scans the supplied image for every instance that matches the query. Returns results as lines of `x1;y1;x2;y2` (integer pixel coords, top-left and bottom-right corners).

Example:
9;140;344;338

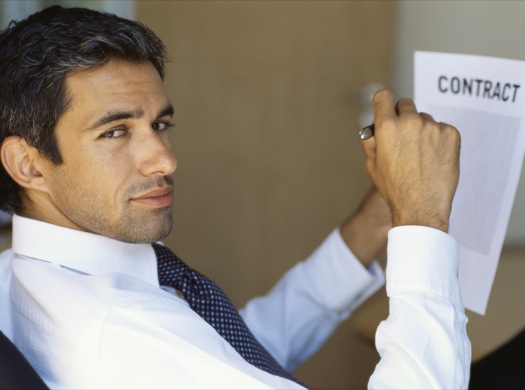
414;51;525;315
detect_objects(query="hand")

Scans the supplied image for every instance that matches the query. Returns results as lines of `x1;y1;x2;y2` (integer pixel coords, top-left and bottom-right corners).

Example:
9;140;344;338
361;90;460;232
340;186;391;267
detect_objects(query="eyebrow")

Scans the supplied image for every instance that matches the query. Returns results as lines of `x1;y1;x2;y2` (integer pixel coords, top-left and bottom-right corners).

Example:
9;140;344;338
85;104;174;131
158;104;174;119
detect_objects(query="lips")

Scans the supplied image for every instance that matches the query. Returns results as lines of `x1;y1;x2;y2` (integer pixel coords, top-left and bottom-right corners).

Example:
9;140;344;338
131;187;173;207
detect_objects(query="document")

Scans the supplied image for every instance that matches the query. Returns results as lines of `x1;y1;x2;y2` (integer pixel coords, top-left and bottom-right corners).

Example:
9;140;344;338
414;52;525;315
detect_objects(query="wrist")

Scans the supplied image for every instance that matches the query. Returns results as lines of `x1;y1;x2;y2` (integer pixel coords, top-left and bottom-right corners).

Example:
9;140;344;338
392;210;450;233
340;209;389;267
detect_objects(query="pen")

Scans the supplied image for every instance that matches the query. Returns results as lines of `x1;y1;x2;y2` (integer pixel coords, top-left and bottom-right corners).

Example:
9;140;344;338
359;124;375;140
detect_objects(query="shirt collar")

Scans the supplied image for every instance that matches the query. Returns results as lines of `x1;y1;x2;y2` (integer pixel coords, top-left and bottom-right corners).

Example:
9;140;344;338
12;215;159;287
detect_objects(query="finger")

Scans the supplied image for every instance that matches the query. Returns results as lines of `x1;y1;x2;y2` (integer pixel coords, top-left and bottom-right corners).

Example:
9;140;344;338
372;89;396;124
360;130;377;162
395;97;418;116
419;112;435;123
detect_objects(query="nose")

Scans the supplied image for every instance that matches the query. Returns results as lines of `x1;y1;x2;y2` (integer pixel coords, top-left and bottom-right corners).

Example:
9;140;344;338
136;132;177;177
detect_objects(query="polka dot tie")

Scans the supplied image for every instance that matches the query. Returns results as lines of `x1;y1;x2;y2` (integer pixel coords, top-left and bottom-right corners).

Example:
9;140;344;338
152;243;301;384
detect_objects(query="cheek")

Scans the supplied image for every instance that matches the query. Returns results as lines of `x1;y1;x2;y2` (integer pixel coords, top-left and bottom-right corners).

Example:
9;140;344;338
58;143;135;201
87;159;135;205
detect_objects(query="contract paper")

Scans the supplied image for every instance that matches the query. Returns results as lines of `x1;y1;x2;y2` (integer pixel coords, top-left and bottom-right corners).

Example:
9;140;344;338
414;51;525;315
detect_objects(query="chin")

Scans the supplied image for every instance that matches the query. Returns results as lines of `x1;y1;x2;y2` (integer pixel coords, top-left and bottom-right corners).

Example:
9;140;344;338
102;218;173;244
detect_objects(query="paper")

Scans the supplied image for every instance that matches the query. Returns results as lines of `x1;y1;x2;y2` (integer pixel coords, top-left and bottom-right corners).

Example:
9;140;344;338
414;52;525;315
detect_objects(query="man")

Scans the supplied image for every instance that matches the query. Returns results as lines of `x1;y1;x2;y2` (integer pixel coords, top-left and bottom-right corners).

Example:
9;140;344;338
0;5;470;389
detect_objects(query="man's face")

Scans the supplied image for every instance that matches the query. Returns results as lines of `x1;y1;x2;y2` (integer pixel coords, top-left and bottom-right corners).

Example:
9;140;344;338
37;59;177;243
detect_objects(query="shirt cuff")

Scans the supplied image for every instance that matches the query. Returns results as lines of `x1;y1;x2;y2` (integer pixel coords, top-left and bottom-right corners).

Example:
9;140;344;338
386;226;461;304
302;228;385;316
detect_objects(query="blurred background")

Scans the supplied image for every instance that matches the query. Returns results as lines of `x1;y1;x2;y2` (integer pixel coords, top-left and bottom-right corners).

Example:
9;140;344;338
2;1;525;388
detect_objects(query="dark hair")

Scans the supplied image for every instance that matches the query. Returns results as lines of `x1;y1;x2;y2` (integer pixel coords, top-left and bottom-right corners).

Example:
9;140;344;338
0;5;167;213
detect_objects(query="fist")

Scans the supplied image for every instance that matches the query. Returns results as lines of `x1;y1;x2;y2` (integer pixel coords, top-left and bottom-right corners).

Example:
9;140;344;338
361;90;460;232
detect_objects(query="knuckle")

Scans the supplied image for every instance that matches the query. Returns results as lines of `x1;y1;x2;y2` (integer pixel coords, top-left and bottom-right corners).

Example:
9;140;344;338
397;97;414;106
401;112;423;129
441;122;461;142
419;112;435;122
376;116;397;131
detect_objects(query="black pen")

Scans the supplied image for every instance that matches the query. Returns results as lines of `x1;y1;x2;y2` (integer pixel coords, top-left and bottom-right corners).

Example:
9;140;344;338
359;124;375;140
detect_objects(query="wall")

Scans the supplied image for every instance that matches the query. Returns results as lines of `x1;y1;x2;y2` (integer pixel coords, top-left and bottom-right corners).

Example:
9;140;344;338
393;0;525;246
137;1;395;388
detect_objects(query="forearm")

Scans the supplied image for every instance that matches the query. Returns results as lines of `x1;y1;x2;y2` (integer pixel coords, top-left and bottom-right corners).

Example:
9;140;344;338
339;187;391;268
368;227;471;389
241;228;384;371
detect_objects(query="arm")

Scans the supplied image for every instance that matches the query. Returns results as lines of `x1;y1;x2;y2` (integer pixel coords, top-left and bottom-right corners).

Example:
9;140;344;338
369;226;470;389
241;226;385;371
240;140;392;373
340;186;391;268
363;90;470;388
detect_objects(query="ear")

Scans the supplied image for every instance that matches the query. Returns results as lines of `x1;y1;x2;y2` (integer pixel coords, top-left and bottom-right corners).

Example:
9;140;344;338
1;136;50;193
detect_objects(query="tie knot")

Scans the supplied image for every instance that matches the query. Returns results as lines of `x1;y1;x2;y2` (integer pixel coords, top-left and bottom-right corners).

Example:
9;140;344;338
152;243;188;286
152;243;211;300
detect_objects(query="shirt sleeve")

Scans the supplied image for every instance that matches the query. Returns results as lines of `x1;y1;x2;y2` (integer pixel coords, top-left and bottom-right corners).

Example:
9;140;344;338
368;226;471;389
240;228;385;371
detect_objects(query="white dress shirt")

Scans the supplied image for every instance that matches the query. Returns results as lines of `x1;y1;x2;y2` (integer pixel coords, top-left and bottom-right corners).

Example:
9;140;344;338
0;215;470;389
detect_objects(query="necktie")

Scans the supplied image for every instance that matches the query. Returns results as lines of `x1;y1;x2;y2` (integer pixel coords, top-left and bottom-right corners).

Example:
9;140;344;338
152;243;300;383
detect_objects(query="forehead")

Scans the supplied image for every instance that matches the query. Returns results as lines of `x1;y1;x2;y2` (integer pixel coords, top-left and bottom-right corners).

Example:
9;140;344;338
62;59;169;122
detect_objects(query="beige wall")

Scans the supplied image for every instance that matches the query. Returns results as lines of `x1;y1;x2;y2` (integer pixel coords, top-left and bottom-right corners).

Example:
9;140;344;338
137;1;395;388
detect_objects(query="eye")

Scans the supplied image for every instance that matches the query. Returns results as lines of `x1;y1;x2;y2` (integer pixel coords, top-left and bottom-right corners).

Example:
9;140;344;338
99;129;127;139
152;121;174;132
